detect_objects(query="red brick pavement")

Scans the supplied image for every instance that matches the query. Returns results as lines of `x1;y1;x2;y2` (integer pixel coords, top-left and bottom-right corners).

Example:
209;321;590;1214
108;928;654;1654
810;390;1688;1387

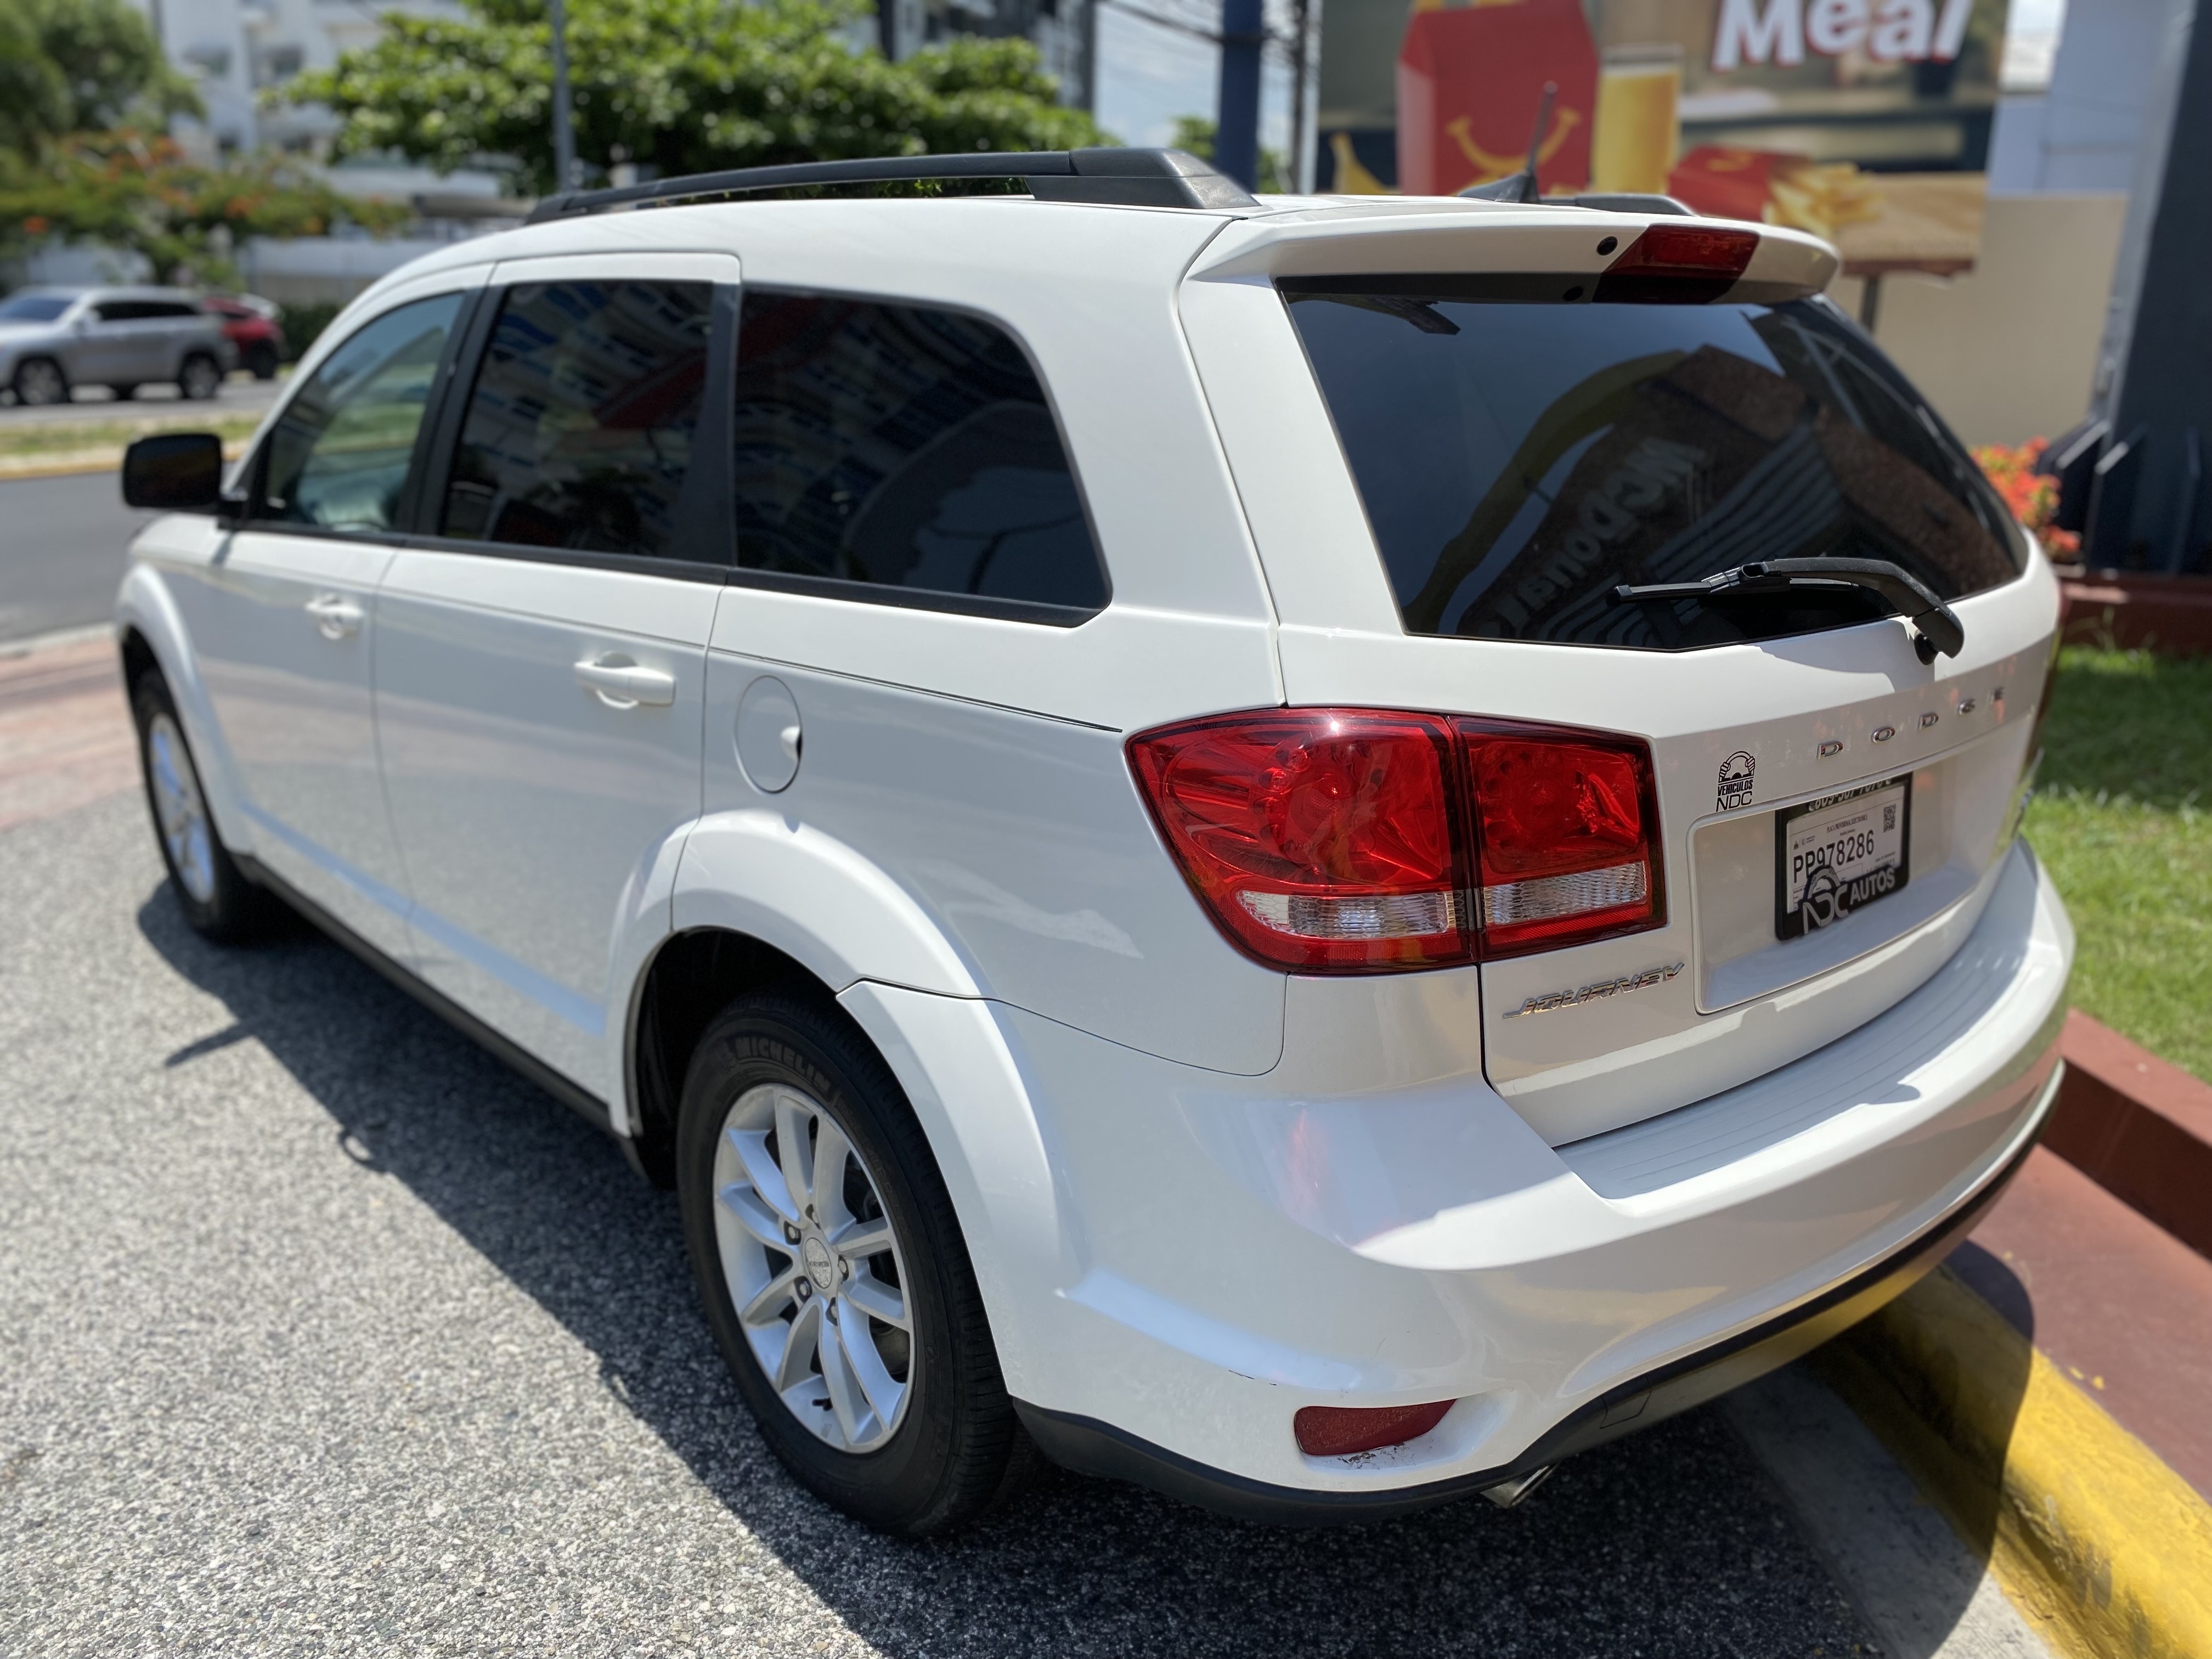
0;630;138;831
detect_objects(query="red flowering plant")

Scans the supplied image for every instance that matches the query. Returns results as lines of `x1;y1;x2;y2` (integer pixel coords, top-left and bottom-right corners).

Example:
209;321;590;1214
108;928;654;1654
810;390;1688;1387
1973;438;2081;560
0;131;404;287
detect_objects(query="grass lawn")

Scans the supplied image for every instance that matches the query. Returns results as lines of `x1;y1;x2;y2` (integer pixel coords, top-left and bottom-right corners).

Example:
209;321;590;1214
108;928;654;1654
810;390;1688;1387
0;410;266;459
2027;645;2212;1081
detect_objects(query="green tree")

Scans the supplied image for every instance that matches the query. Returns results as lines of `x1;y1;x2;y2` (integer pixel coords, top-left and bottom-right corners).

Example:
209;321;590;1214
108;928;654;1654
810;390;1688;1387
0;0;199;157
1169;115;1290;194
0;132;407;286
281;0;1107;195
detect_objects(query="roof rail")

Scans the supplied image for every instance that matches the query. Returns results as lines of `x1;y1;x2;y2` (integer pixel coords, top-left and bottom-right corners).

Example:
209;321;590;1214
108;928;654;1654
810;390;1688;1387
525;146;1259;224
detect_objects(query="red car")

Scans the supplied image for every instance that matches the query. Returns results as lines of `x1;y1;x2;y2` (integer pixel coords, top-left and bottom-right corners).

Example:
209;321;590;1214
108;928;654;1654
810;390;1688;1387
201;295;286;380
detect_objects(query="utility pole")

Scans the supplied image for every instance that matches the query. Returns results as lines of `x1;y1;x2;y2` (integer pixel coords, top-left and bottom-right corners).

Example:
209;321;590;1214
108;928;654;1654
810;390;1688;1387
549;0;577;194
1288;0;1314;191
1081;0;1101;112
1215;0;1263;190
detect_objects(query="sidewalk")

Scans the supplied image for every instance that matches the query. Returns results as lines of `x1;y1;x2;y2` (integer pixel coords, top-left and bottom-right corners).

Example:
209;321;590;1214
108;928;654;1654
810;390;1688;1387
0;628;138;833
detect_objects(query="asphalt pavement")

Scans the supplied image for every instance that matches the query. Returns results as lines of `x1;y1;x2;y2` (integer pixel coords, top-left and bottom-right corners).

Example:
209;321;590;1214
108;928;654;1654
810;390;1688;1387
0;470;150;643
0;373;285;429
0;792;1891;1658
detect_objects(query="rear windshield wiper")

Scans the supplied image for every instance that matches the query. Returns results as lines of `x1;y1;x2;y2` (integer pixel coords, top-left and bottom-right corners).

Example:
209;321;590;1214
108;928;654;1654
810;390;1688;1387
1613;557;1965;663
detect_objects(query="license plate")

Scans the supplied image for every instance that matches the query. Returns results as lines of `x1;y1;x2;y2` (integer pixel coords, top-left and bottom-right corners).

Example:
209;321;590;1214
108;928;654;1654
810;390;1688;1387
1774;776;1912;940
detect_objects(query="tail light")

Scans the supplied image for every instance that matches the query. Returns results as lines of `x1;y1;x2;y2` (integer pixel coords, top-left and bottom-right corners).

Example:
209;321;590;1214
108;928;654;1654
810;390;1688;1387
1295;1400;1455;1459
1594;224;1758;304
1128;709;1663;973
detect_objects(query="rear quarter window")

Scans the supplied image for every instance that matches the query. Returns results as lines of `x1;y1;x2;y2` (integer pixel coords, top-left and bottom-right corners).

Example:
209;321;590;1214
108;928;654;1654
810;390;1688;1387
730;291;1107;618
1285;285;2022;650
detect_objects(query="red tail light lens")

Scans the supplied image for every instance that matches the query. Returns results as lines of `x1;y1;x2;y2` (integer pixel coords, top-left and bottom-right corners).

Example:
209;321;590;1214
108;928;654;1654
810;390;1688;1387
1461;727;1661;956
1295;1400;1455;1458
1126;711;1466;970
1128;709;1663;972
1593;224;1759;304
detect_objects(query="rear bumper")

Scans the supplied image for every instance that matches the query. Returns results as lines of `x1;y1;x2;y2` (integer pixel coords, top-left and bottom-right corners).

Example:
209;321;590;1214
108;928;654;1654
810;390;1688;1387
848;838;2070;1514
1014;1107;2045;1523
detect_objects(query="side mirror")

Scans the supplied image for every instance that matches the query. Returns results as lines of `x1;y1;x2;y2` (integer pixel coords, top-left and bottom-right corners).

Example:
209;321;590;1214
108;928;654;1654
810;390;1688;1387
122;432;225;511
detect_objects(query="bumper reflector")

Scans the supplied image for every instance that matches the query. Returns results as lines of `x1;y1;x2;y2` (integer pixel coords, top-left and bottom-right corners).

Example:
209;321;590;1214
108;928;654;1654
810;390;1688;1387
1294;1400;1455;1458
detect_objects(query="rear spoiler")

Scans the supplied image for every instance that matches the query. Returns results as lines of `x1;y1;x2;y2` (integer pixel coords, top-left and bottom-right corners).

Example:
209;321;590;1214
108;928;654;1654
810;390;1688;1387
1188;208;1839;306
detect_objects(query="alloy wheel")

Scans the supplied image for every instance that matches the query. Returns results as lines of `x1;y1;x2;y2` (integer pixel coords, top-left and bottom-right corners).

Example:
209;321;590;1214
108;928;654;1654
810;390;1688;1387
14;359;65;407
179;356;221;401
711;1082;915;1453
145;713;216;904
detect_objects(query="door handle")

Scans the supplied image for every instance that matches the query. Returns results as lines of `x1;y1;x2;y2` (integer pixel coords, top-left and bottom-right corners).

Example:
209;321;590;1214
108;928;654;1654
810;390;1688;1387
574;655;676;709
304;594;364;640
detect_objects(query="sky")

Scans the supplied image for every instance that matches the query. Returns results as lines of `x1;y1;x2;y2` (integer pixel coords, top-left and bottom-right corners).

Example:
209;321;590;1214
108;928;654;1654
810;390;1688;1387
1092;0;1301;162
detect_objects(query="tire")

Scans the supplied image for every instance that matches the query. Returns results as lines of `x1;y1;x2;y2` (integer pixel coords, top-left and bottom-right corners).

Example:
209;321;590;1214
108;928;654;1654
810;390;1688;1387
12;357;67;407
130;671;285;943
244;341;280;381
177;353;221;402
676;995;1035;1536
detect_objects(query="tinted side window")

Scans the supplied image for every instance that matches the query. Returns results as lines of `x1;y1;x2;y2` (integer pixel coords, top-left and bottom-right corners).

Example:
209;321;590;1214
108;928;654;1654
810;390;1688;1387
262;292;462;532
441;280;712;561
94;301;151;323
731;292;1106;613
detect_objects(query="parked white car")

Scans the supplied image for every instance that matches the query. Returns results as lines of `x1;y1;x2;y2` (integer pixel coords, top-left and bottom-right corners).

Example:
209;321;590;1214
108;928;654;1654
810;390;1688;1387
115;148;2072;1536
0;286;233;404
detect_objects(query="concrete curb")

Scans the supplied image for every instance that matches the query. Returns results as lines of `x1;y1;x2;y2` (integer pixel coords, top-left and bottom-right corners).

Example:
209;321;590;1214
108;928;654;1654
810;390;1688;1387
2059;573;2212;657
1815;1265;2212;1659
2047;1010;2212;1260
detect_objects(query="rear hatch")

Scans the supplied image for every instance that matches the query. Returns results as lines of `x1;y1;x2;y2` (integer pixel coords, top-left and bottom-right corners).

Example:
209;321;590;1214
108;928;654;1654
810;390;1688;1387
1180;207;2058;1144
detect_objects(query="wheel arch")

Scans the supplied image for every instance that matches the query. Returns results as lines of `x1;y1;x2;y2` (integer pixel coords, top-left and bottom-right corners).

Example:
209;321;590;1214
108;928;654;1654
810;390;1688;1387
624;926;840;1187
623;918;1066;1392
115;569;253;857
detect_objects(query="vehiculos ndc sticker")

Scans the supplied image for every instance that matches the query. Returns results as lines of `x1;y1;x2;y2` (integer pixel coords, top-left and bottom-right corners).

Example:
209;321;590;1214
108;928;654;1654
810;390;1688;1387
1774;775;1912;940
1717;751;1756;811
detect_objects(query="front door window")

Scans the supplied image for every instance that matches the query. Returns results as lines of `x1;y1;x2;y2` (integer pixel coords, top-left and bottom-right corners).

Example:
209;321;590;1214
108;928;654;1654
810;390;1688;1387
262;294;463;532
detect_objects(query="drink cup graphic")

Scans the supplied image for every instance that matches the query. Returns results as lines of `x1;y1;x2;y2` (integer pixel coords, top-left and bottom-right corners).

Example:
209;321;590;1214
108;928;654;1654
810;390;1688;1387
1592;43;1682;195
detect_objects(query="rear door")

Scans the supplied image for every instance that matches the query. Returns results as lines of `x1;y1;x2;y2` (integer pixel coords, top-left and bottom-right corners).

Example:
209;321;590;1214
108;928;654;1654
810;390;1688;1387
373;253;733;1099
76;300;148;385
1183;213;2059;1143
145;298;212;380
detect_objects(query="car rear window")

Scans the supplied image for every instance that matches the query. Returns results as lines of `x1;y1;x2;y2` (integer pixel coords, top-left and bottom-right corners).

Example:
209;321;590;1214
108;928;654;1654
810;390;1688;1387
1283;285;2022;650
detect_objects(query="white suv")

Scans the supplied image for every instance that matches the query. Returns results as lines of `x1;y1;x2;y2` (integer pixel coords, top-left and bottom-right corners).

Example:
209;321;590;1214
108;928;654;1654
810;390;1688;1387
115;148;2072;1536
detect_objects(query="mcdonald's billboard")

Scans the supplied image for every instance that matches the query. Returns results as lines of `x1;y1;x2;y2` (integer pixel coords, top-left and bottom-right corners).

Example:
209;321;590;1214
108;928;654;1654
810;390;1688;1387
1316;0;2010;274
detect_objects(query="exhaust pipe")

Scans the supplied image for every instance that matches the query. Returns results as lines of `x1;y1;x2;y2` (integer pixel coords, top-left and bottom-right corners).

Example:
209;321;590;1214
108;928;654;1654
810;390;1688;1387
1481;1465;1555;1509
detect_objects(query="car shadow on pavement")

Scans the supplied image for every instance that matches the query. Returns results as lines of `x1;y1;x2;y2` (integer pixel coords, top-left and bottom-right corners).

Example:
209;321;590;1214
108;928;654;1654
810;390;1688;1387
137;883;1879;1658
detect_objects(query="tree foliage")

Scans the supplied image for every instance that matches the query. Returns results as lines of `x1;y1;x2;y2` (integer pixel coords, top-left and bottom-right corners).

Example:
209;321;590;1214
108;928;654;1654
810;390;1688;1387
0;0;199;158
0;132;408;286
283;0;1107;195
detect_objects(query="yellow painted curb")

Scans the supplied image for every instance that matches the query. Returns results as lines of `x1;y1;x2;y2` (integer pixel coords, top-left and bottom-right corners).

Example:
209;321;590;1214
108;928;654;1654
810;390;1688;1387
1814;1265;2212;1659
